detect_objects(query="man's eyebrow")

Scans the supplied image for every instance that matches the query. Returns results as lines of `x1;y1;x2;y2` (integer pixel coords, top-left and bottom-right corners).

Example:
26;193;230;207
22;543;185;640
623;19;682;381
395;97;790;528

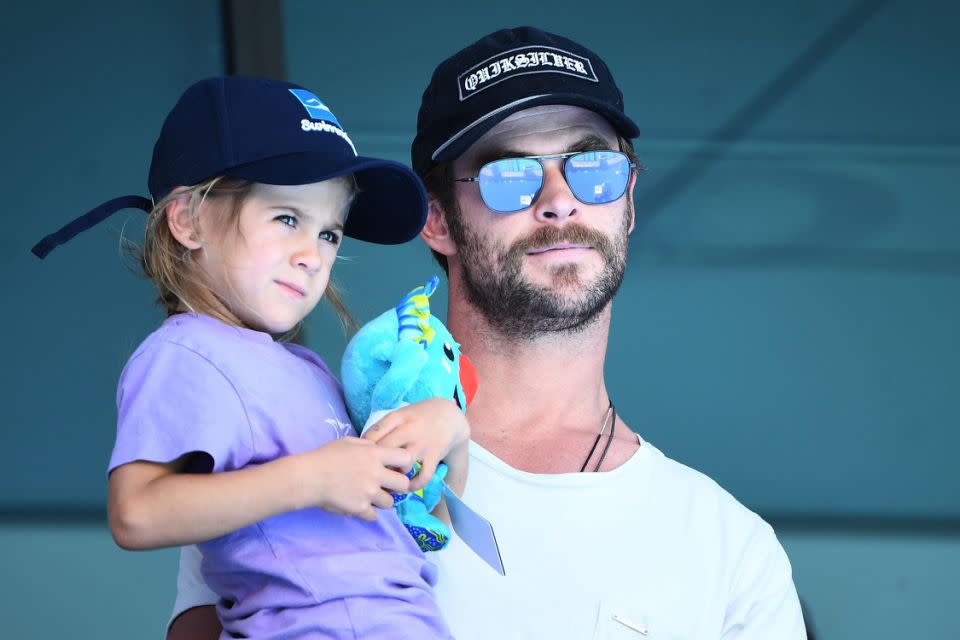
473;147;529;168
565;134;616;154
472;134;617;168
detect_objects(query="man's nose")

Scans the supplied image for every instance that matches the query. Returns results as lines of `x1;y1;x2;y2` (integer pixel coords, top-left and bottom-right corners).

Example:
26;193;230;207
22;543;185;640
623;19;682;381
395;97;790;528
531;164;577;223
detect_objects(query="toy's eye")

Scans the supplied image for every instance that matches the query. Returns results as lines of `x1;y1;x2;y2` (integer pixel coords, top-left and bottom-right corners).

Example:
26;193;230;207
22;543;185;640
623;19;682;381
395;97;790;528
443;343;455;361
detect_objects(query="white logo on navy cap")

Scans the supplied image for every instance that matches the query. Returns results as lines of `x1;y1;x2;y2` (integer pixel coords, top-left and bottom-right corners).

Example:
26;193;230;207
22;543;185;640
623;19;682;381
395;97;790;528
458;46;598;101
288;89;357;155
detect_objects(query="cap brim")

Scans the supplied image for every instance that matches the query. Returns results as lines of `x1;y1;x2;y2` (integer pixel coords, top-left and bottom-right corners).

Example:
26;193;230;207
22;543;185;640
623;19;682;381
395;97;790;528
432;94;640;165
227;153;427;245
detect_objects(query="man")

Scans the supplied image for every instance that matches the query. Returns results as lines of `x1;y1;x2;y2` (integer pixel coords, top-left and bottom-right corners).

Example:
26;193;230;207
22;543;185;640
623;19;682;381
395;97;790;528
169;26;806;639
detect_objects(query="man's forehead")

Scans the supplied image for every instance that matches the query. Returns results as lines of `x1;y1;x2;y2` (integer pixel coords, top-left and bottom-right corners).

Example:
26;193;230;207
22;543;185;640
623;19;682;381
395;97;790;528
466;105;619;157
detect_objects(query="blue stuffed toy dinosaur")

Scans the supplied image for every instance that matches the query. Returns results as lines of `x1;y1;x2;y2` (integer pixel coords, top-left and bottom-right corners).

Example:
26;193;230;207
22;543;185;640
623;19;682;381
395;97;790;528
341;276;477;551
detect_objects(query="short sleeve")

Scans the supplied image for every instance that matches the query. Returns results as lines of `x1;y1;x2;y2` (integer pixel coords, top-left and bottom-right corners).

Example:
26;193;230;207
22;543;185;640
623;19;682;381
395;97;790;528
109;340;254;475
169;545;218;628
721;522;807;639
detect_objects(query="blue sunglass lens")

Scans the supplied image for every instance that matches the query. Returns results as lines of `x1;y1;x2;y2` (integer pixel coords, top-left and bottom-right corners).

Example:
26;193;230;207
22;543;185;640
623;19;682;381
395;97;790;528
564;151;631;205
475;151;631;212
477;158;543;213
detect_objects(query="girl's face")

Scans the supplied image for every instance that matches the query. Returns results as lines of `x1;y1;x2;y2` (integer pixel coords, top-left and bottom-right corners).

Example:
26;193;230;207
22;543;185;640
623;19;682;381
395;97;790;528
198;179;351;334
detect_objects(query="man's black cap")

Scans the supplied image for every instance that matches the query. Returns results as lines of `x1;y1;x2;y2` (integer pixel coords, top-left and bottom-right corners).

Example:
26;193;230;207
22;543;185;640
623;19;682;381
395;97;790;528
412;26;640;177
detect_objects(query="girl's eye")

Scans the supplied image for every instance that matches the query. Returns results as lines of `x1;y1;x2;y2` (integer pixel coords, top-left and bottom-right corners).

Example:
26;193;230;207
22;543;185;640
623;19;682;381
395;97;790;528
319;230;341;245
275;214;297;228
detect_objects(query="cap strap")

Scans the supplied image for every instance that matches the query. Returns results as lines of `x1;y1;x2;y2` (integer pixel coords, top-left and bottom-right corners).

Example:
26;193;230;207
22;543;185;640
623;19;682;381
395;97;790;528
31;195;153;259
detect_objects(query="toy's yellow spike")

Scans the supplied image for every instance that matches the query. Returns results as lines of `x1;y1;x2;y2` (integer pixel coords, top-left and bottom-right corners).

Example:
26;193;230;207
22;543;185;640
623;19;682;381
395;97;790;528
417;323;436;345
396;277;439;345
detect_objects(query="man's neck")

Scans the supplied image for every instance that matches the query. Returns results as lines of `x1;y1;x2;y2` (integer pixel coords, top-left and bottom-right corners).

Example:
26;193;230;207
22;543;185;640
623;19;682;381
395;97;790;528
447;293;631;472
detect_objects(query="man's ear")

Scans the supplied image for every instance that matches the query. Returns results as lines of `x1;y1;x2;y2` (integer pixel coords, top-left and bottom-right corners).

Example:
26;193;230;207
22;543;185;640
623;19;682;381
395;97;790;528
420;198;457;257
165;192;203;250
626;171;638;235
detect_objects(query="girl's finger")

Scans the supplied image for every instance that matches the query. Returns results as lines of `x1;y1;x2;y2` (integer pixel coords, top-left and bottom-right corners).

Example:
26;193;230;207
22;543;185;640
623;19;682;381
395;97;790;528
377;446;414;472
409;458;439;492
380;468;413;494
372;490;395;510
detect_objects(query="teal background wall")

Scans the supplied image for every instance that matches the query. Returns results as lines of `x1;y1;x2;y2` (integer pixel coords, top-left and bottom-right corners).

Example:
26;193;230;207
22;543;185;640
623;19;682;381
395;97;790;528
2;1;957;637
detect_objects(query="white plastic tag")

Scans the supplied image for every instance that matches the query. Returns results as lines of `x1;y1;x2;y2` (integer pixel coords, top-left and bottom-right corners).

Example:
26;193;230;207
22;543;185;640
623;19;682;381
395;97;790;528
442;483;505;576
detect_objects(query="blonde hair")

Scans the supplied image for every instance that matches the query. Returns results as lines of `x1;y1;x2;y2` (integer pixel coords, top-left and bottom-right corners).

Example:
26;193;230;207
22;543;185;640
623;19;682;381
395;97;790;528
137;175;357;339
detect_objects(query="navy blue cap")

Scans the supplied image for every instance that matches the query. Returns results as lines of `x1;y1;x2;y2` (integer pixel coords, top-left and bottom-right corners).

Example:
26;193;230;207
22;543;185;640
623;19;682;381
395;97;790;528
411;26;640;177
33;76;427;258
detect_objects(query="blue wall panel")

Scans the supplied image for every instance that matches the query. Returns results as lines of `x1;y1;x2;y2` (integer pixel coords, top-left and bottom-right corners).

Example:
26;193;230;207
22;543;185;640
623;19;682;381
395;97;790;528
1;1;223;507
2;2;956;515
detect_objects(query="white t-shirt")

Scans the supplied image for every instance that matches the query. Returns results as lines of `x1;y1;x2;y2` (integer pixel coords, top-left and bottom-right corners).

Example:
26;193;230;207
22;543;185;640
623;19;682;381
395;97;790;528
172;437;806;639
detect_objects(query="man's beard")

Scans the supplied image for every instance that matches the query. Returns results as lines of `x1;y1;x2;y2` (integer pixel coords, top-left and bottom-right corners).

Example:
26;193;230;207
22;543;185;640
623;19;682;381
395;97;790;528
446;205;631;340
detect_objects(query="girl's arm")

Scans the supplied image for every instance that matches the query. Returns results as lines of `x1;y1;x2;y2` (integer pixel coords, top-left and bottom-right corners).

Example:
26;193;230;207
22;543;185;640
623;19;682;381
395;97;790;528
108;437;413;550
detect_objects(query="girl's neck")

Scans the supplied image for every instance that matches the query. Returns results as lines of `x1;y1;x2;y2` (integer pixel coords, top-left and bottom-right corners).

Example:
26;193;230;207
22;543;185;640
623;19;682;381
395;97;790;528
174;302;293;341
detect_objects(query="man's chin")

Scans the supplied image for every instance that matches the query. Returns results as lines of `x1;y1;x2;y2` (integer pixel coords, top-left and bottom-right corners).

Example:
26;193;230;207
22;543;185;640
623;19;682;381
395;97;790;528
521;285;601;315
523;261;590;286
534;267;614;296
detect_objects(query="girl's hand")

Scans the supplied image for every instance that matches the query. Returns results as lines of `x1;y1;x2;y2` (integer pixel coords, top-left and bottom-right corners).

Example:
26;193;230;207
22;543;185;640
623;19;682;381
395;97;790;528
362;398;470;492
295;437;413;521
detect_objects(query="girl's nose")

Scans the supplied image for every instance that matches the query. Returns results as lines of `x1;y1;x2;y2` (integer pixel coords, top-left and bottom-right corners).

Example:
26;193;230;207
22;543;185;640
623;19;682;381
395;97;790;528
293;243;323;272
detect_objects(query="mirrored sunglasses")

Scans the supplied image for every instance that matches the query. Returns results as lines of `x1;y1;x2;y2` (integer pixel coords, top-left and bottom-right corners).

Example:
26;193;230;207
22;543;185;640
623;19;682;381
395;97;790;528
455;150;638;213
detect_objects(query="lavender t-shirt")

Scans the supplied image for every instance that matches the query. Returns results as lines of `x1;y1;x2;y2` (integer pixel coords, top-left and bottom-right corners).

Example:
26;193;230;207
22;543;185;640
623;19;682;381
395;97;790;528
110;314;450;639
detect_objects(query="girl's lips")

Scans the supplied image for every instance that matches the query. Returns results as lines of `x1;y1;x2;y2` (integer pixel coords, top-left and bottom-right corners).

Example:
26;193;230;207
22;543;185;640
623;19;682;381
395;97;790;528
275;280;306;297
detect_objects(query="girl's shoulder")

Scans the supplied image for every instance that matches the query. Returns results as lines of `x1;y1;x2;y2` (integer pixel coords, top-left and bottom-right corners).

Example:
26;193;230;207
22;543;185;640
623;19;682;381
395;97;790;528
281;342;339;386
127;313;271;369
126;314;340;390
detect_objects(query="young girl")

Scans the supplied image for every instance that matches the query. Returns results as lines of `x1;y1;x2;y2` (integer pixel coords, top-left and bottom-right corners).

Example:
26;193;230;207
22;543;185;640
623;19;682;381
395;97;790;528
34;76;468;638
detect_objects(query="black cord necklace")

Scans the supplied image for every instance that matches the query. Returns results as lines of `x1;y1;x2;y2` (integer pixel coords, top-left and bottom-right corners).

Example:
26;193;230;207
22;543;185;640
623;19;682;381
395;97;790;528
579;400;616;472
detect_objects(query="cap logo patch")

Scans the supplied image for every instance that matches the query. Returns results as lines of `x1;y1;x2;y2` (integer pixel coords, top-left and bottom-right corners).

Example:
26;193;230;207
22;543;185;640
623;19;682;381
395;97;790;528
288;89;357;155
288;89;343;127
458;45;598;101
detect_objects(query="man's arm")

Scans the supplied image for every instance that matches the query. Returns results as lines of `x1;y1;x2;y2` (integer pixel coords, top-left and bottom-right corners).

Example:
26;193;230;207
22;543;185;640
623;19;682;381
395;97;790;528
167;606;220;640
167;545;219;640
